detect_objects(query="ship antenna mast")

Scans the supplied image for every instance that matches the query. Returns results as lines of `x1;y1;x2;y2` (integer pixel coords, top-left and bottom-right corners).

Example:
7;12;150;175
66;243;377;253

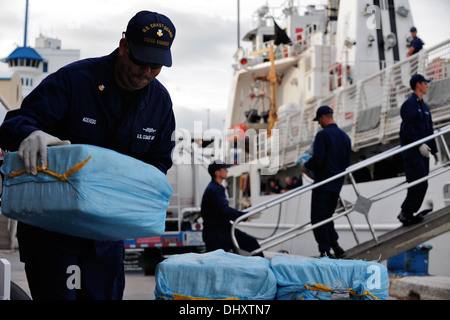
24;0;29;47
237;0;241;49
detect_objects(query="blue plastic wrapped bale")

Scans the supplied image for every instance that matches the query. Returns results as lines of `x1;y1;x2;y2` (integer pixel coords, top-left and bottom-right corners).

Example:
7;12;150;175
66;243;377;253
154;250;277;300
271;255;389;300
1;144;172;241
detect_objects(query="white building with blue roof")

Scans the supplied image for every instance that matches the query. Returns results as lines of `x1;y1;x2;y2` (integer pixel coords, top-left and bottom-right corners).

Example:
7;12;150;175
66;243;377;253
3;36;80;98
1;0;80;99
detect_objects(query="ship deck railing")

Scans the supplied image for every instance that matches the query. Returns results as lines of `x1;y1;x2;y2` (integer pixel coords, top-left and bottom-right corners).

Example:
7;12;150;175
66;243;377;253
231;124;450;257
269;38;450;169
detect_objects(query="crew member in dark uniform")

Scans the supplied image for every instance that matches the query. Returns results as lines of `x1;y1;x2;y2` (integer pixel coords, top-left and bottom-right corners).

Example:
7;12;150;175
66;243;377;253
407;27;424;57
301;106;351;258
398;74;438;226
201;160;262;256
0;11;176;300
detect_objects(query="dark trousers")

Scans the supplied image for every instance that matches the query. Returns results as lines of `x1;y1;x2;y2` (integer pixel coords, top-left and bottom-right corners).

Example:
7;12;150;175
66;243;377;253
311;190;340;252
17;222;125;300
204;228;263;257
401;156;429;214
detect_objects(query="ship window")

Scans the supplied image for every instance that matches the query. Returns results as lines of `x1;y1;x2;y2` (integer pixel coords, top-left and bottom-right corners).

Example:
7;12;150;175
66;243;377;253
263;34;275;43
43;62;48;73
261;167;303;196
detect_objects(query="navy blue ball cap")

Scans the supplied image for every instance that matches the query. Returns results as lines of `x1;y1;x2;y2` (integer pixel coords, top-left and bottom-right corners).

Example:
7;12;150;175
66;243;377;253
208;160;232;177
125;11;176;67
410;26;417;32
313;105;334;121
410;74;431;89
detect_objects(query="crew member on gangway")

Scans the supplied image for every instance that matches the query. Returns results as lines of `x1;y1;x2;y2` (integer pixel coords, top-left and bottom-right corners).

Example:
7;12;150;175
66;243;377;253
398;74;439;226
201;160;263;257
300;106;352;258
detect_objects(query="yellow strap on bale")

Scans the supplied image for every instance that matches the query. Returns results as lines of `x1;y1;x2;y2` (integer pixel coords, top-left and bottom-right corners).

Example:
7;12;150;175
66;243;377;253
172;294;239;301
348;288;378;300
303;283;378;300
8;156;92;181
303;283;332;293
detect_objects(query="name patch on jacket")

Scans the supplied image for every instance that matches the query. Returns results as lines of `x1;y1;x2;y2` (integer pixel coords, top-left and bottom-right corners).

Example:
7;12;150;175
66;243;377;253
82;117;97;125
137;127;157;141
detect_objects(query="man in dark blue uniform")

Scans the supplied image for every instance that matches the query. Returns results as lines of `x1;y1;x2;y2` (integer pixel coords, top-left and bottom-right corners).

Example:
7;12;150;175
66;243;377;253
407;27;424;57
0;11;176;300
201;160;262;256
398;74;438;226
301;106;351;258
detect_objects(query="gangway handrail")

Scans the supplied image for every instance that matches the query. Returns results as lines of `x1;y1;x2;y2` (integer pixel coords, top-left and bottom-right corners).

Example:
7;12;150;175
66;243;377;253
231;124;450;255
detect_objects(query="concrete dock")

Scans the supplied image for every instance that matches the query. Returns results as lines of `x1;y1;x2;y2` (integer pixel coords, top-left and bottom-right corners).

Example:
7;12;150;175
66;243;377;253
1;249;156;300
2;249;450;300
389;275;450;300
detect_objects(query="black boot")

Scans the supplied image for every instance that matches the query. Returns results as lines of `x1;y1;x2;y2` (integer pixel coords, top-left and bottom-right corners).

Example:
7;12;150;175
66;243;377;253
331;240;345;258
398;210;424;227
320;250;336;259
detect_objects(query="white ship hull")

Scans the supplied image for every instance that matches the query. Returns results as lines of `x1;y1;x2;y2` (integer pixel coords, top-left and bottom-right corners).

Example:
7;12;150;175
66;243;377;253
222;0;450;276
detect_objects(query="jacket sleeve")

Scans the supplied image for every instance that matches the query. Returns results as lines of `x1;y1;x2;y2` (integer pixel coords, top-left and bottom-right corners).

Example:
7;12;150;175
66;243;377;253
401;99;438;154
210;186;243;222
305;131;326;172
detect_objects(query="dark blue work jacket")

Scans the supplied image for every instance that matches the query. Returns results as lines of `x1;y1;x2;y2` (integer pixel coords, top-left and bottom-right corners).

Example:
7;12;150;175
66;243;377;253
410;37;424;55
305;124;351;192
0;49;175;174
0;49;175;259
400;93;437;159
201;180;243;245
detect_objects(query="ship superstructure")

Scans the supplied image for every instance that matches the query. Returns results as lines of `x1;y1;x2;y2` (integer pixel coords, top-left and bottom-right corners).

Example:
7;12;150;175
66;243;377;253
221;0;450;276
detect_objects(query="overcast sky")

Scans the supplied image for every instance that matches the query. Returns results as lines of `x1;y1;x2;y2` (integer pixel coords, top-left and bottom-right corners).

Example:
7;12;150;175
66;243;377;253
1;0;449;132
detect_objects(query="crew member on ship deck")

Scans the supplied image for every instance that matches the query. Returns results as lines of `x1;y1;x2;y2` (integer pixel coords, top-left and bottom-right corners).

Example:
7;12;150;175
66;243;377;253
407;26;424;57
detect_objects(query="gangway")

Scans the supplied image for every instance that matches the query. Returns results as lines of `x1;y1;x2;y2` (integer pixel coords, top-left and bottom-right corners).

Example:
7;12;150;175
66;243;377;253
341;206;450;261
231;124;450;260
